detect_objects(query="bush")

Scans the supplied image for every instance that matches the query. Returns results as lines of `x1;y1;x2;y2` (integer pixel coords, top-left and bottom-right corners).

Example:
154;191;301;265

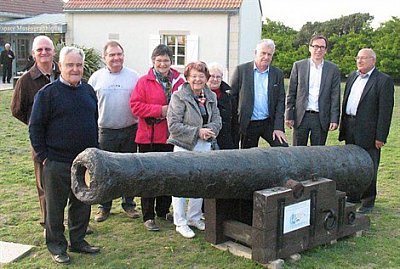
54;42;103;81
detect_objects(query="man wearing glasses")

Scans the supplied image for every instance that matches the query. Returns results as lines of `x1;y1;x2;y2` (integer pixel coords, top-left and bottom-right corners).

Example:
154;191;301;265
339;48;394;214
11;36;60;230
286;35;340;146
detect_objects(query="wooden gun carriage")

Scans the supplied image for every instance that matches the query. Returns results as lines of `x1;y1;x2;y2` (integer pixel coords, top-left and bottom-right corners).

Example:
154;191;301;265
71;145;372;264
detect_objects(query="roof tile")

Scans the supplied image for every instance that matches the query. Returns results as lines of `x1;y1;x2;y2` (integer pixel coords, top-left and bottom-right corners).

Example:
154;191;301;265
0;0;64;16
64;0;242;10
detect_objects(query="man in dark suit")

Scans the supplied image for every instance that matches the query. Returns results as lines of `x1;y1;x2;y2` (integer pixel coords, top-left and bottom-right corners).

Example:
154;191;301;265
286;35;340;146
339;48;394;214
1;43;15;83
230;39;288;149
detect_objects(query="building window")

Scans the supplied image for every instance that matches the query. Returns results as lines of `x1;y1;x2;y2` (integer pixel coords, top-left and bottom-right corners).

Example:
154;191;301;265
164;35;186;66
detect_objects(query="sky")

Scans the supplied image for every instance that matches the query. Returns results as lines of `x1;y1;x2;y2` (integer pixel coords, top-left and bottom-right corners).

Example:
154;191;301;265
261;0;400;30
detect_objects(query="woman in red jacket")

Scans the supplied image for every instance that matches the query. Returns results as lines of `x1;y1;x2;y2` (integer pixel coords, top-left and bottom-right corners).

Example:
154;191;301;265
130;44;185;231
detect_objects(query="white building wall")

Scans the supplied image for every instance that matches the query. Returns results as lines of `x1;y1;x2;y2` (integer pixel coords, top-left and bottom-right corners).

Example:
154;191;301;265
66;13;231;76
238;0;262;64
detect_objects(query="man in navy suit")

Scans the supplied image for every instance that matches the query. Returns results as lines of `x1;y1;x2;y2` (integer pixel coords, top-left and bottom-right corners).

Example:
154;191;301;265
286;35;340;146
339;48;394;214
230;39;288;149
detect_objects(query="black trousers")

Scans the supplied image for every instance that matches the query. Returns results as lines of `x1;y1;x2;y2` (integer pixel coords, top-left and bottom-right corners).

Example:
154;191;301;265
239;118;288;223
2;63;12;83
42;160;90;255
343;116;380;207
138;143;173;221
241;118;289;149
98;124;138;210
293;111;328;146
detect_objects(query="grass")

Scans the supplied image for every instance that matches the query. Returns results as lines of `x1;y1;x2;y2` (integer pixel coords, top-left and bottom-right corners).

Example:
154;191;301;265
0;83;399;268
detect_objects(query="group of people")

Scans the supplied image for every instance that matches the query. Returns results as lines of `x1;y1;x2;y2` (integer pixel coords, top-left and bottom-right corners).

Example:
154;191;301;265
9;33;394;265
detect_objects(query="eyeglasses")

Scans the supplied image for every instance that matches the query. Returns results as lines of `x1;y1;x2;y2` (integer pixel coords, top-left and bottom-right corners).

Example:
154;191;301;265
106;52;123;57
190;75;206;80
210;75;222;80
310;45;326;50
155;59;171;64
355;56;373;61
35;47;53;53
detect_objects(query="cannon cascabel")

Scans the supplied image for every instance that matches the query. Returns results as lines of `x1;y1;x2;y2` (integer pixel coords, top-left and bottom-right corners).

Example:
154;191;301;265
71;145;374;204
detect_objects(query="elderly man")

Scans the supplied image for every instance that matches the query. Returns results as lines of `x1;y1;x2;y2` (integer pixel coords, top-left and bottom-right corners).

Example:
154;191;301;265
1;43;15;83
286;35;341;146
230;39;288;149
29;46;100;264
339;48;394;214
11;36;60;230
88;40;140;222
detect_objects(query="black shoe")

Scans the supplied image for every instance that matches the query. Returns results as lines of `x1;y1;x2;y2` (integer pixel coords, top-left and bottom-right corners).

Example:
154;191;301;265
357;206;373;214
69;244;100;254
51;253;70;264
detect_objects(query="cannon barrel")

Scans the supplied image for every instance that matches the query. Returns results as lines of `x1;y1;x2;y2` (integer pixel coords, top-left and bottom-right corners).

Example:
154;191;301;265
71;145;373;204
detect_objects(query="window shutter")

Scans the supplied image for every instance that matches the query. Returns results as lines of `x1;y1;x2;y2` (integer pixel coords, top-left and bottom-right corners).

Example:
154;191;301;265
186;35;198;64
149;34;161;66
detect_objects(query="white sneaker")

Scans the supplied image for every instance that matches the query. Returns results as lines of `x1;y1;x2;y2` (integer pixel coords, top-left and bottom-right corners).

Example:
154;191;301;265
176;225;195;239
188;219;205;231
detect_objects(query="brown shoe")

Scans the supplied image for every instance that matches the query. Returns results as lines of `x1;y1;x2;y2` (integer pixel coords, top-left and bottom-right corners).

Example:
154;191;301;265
94;208;110;222
125;207;140;219
144;219;160;231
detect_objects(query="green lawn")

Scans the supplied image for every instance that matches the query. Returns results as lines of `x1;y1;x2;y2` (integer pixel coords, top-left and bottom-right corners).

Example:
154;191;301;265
0;85;399;268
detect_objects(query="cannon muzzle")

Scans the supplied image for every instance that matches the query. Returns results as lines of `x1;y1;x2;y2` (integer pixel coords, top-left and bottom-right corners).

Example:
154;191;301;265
71;145;373;204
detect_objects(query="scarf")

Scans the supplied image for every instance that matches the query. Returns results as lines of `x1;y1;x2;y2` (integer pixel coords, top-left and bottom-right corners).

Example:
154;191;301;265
194;89;208;125
154;69;172;104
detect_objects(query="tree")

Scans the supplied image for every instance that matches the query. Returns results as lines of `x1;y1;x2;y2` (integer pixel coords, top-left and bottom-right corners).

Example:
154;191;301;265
328;29;374;78
372;17;400;80
294;13;374;47
262;19;300;76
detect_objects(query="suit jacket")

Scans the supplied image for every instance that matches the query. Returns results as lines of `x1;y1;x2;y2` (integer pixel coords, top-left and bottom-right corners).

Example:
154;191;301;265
230;61;286;135
338;68;394;149
286;59;341;131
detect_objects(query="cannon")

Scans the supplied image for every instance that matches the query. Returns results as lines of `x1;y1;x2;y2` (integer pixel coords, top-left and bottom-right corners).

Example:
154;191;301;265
71;145;373;204
71;145;373;265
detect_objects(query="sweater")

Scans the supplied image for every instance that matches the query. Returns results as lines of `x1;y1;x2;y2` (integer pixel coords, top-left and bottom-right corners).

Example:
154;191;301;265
29;79;98;163
88;66;139;129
